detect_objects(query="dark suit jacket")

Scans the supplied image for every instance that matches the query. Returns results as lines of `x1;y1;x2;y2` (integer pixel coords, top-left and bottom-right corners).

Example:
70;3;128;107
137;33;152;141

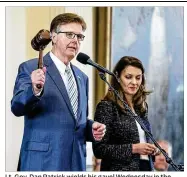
11;52;94;171
92;100;154;171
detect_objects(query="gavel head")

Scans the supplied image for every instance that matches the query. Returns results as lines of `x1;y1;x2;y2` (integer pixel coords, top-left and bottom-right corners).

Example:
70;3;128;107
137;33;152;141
31;29;52;51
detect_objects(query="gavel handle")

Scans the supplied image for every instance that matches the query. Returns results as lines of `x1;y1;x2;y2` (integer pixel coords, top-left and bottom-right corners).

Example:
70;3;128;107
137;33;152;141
36;50;43;89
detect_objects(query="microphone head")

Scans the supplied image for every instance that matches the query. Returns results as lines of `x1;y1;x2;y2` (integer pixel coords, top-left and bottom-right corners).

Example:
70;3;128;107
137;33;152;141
31;29;51;51
76;52;90;64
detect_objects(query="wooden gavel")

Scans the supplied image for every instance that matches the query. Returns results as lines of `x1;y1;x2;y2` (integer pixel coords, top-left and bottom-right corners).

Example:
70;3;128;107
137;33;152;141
31;29;51;89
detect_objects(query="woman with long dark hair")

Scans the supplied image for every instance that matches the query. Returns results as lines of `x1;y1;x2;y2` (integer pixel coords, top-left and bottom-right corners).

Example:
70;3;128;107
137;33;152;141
93;56;160;171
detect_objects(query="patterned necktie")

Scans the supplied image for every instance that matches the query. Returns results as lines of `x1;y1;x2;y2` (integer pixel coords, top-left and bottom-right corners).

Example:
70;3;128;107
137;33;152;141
65;66;78;118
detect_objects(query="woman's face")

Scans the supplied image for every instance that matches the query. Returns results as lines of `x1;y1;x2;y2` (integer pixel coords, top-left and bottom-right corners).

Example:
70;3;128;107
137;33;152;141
120;65;143;96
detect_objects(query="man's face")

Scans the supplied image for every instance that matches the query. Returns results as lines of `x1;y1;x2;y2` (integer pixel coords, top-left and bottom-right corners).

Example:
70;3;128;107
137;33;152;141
154;142;169;171
51;22;84;62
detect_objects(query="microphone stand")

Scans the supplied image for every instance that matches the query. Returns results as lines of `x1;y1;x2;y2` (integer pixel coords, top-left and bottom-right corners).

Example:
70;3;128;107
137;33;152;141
98;71;183;171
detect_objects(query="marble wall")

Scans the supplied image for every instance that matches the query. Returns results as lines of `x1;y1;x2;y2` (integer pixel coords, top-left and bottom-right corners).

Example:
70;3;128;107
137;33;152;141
111;6;184;168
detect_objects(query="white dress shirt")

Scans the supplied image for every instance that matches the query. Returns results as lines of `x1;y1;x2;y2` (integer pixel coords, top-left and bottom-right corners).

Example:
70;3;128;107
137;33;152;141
50;51;78;94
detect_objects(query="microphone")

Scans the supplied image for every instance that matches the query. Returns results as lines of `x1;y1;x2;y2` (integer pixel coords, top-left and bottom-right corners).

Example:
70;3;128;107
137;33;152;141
76;52;114;76
31;29;51;51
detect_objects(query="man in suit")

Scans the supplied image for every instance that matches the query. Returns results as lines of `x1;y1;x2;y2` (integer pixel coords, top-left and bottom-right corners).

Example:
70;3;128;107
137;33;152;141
11;13;106;171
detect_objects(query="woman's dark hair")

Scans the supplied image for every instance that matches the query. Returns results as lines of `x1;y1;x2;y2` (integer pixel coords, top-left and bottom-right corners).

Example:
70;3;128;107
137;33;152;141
104;56;151;114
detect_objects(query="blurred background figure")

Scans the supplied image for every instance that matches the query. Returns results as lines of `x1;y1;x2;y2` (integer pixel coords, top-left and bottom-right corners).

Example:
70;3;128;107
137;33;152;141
154;140;172;171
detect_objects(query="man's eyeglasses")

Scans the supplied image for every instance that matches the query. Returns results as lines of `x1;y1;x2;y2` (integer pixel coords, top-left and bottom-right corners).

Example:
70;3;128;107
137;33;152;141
57;31;85;41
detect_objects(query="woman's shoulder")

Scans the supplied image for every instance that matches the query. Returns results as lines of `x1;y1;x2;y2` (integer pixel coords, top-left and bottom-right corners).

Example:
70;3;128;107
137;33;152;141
94;100;118;122
96;100;118;112
97;99;117;108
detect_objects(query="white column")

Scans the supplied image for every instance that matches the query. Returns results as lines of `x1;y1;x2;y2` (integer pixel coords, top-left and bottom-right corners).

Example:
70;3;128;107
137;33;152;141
6;7;26;171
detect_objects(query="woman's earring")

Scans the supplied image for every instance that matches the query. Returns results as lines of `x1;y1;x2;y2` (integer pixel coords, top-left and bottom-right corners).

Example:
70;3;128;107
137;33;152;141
115;71;121;83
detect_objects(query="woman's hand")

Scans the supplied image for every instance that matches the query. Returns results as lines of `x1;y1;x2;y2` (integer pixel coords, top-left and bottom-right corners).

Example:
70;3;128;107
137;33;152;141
132;143;157;155
152;147;161;156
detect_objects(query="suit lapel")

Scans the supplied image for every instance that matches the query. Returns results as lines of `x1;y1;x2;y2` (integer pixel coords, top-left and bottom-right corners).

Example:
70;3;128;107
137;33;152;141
43;53;75;119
